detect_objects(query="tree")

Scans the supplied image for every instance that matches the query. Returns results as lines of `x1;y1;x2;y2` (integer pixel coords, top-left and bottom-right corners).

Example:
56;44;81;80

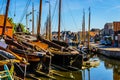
8;17;17;33
8;17;30;33
14;23;29;33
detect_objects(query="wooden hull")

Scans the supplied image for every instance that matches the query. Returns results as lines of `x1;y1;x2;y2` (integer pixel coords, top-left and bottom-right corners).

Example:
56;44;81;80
8;45;41;62
13;33;83;70
30;41;83;69
15;53;40;62
52;53;83;69
30;39;83;70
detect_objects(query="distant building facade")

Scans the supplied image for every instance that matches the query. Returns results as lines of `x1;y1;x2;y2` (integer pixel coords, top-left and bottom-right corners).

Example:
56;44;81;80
113;22;120;47
90;28;100;42
102;23;114;36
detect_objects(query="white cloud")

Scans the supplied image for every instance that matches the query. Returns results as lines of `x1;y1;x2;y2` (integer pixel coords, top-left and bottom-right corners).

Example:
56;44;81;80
106;5;120;12
113;5;120;9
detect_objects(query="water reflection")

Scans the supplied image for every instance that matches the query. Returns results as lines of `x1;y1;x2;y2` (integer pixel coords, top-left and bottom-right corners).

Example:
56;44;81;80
54;70;82;80
82;54;100;80
99;55;120;80
30;54;120;80
82;69;91;80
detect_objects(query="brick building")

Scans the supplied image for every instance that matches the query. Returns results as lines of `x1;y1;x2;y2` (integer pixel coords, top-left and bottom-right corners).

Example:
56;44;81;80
113;22;120;47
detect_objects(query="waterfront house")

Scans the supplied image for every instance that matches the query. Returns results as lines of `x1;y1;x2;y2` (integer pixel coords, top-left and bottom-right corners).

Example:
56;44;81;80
102;23;114;36
0;15;13;37
113;22;120;47
90;31;98;42
99;23;114;46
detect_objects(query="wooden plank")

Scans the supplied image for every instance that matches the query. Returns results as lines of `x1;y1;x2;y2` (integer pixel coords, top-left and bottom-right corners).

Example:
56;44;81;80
51;64;69;71
0;70;7;73
0;75;8;78
26;74;41;80
67;66;79;71
35;70;56;80
13;76;23;80
51;70;75;79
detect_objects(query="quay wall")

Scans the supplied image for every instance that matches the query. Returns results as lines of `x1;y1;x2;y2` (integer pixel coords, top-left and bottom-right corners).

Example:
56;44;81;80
90;43;120;60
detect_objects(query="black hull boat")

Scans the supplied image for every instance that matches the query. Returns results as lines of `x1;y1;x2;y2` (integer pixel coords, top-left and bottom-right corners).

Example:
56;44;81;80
13;33;83;71
38;36;83;70
51;53;83;70
3;36;52;77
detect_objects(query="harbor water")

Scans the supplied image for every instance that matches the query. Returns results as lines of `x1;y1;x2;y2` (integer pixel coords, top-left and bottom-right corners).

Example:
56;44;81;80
35;54;120;80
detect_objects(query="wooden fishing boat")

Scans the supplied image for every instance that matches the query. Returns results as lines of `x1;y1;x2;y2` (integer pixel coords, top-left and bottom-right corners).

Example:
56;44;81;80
3;38;40;62
43;0;83;70
13;32;83;70
11;0;82;71
38;35;83;70
3;36;51;76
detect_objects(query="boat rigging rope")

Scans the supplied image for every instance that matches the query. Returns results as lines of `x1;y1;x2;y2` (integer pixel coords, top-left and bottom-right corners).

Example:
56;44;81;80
9;0;13;17
18;0;31;23
14;0;16;17
16;37;28;79
9;0;16;19
20;41;28;77
0;0;4;14
15;63;24;73
51;0;58;31
65;0;78;30
51;0;58;22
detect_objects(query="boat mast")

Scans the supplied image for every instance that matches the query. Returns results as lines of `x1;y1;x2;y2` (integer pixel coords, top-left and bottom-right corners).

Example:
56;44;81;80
32;3;34;34
82;9;85;43
2;0;10;37
88;7;91;50
49;0;51;41
37;0;42;37
58;0;62;41
46;16;49;39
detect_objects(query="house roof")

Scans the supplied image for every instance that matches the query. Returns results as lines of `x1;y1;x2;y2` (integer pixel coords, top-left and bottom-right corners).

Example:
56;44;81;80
0;15;13;27
90;32;96;37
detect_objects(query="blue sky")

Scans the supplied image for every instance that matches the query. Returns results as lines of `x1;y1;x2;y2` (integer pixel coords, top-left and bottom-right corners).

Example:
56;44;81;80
0;0;120;33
